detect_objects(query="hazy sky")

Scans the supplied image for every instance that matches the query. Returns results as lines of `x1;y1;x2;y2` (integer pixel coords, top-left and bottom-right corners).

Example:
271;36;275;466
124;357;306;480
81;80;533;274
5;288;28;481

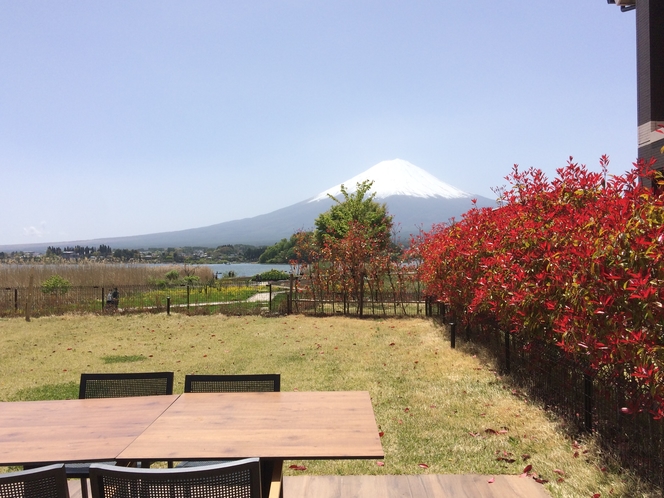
1;1;637;246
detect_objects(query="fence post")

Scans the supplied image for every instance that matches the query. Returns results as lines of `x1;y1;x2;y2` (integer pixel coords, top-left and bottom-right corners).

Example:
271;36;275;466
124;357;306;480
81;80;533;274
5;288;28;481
101;287;105;312
269;284;272;311
186;285;190;310
167;296;171;316
584;373;593;432
25;274;33;322
288;275;293;315
14;288;18;313
504;330;511;374
359;276;365;317
450;322;456;349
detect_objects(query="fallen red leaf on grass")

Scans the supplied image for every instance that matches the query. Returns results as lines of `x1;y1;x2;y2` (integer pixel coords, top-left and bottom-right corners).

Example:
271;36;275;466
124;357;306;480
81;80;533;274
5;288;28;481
376;461;385;467
522;464;533;474
378;431;384;437
553;469;565;476
418;463;429;469
288;465;307;471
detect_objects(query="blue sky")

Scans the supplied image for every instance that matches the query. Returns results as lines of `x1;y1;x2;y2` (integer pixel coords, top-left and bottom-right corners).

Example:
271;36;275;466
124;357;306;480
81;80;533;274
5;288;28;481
0;1;637;246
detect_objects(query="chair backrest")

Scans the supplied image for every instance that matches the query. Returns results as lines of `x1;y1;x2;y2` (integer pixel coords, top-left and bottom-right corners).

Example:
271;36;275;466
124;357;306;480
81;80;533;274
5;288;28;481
184;374;280;393
89;459;261;498
0;464;69;498
79;372;174;399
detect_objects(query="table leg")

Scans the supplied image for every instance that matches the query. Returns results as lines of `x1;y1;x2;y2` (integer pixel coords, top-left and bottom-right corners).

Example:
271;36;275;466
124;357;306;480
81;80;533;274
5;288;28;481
263;459;283;498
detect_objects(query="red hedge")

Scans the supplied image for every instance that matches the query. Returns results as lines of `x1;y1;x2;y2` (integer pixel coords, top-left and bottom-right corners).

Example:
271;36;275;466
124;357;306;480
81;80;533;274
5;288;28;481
413;156;664;419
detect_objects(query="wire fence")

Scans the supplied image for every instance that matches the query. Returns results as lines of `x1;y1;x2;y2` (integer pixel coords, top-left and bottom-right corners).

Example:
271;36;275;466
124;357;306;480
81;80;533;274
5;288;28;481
447;320;664;491
289;275;439;317
0;279;286;318
1;275;439;319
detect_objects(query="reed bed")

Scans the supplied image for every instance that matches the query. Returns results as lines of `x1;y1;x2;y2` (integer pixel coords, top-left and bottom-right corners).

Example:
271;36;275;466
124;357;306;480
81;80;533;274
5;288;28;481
0;263;214;287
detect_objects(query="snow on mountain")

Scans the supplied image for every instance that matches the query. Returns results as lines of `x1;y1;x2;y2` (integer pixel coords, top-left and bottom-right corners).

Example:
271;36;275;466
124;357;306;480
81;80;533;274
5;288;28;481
308;158;471;202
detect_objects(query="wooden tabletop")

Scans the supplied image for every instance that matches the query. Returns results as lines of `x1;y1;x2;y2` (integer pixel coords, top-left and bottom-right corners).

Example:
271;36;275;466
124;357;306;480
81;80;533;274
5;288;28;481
117;391;384;462
0;395;178;466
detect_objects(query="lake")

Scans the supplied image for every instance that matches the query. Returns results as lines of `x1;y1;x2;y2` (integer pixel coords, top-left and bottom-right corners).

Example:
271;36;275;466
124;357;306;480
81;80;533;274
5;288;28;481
204;263;292;278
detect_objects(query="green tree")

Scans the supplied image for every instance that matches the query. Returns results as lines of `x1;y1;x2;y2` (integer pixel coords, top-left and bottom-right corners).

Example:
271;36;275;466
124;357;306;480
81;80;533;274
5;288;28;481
41;275;71;295
259;236;298;264
314;180;393;249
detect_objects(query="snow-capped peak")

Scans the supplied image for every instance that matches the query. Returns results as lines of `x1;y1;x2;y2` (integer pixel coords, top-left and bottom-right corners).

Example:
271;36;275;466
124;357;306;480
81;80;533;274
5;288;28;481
308;159;471;202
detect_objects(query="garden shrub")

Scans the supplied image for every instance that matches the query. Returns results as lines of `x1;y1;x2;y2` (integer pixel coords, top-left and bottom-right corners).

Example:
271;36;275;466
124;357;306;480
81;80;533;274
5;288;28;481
413;156;664;419
40;275;71;295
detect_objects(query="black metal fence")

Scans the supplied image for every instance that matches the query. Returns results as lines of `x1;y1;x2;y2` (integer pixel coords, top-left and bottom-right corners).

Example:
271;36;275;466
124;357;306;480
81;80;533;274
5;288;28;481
0;279;284;318
448;320;664;491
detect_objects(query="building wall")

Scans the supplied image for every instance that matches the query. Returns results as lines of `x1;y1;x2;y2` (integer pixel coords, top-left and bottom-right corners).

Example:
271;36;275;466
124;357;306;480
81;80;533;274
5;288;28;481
636;0;664;173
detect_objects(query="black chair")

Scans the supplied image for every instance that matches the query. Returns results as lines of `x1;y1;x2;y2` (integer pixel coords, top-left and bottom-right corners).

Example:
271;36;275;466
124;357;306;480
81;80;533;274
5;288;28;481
79;372;174;399
68;372;175;498
89;459;262;498
184;374;280;394
0;464;70;498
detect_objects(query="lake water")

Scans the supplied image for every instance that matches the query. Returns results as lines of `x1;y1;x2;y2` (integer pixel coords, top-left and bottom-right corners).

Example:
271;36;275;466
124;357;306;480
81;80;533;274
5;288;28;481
203;263;292;277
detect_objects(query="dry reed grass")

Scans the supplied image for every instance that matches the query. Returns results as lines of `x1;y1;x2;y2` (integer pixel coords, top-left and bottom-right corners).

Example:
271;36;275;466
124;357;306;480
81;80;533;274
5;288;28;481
0;263;215;287
0;314;657;497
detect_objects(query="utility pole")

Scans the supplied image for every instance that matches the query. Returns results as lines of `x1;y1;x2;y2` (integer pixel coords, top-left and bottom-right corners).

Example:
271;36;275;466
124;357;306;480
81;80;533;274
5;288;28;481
608;0;664;182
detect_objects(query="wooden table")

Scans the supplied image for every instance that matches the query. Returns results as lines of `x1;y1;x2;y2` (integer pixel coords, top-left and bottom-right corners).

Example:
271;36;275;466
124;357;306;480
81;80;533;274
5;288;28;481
0;392;383;498
117;391;384;498
0;395;178;467
117;391;383;461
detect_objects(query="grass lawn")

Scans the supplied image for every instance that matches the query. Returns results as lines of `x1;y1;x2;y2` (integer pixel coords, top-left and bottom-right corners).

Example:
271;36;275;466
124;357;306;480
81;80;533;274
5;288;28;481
0;313;656;497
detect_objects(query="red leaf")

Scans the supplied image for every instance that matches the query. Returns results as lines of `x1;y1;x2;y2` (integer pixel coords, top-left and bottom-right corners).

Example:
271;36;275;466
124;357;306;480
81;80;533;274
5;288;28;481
376;461;385;467
522;464;532;474
592;494;601;498
553;469;565;476
418;463;429;469
522;454;531;461
378;431;385;438
533;477;548;484
288;465;307;471
487;477;495;484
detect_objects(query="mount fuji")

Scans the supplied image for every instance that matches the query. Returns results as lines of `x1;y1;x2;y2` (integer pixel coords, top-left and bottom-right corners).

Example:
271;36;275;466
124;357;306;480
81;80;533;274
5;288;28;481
1;159;495;252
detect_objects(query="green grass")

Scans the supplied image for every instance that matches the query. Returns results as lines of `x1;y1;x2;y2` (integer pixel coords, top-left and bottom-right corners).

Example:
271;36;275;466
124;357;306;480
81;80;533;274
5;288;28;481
102;354;147;364
0;313;657;497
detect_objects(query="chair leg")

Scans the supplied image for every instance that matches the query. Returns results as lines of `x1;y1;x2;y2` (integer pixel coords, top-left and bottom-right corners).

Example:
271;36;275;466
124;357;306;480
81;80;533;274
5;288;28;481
80;478;88;498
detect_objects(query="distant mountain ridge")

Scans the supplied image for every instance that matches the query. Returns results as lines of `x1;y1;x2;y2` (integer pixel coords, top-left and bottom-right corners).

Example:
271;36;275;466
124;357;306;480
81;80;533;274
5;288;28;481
0;159;496;253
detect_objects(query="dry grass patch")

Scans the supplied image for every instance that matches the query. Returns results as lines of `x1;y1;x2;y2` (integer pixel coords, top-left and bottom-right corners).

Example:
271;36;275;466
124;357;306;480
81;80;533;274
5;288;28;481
0;314;656;497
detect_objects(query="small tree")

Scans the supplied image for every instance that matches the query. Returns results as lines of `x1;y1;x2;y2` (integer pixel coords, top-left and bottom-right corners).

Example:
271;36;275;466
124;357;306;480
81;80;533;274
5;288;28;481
314;180;393;249
41;275;71;295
